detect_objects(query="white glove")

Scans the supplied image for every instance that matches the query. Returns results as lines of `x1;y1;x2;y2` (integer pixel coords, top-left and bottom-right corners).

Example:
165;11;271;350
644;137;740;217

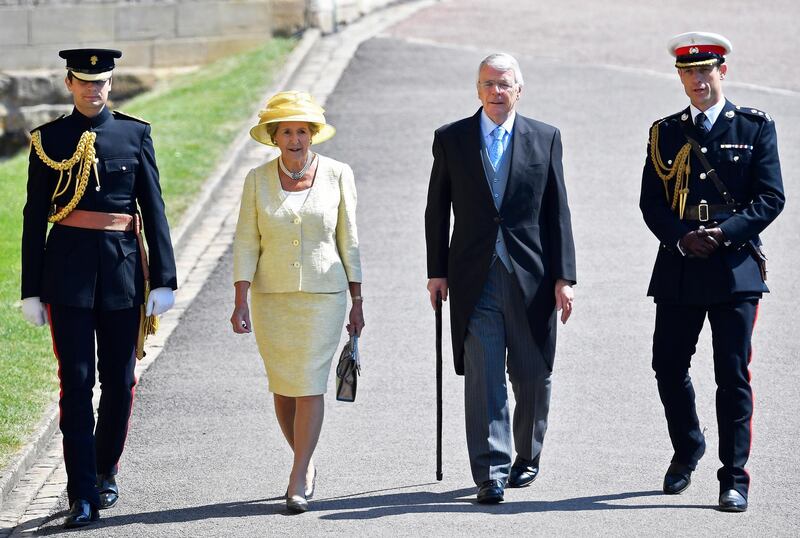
145;287;175;316
22;297;48;326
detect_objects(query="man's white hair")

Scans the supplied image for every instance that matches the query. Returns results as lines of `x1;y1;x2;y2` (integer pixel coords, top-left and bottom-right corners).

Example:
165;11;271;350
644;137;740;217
477;53;524;87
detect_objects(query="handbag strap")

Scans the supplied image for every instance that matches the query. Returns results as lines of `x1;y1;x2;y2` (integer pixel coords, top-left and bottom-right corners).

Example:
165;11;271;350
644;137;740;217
681;127;737;206
351;335;361;371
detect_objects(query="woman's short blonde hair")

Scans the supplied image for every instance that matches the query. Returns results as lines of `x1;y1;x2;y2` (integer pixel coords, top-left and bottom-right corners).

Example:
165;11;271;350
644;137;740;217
266;122;322;145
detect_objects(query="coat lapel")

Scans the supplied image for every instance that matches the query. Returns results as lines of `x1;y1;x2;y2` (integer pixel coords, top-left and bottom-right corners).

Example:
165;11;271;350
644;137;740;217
458;109;495;206
704;99;736;144
679;105;694;135
264;159;286;215
503;115;535;208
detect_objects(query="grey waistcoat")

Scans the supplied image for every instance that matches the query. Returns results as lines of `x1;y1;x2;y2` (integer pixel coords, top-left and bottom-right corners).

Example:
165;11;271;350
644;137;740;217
480;142;513;272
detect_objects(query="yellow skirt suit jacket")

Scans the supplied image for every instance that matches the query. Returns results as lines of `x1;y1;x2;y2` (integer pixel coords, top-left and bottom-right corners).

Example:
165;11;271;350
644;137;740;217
233;155;362;396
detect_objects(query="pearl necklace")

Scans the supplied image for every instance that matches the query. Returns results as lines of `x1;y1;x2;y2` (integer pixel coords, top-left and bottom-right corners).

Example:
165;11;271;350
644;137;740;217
279;152;316;181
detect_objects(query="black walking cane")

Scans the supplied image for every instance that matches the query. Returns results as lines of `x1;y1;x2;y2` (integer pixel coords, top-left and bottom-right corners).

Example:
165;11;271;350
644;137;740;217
435;291;443;481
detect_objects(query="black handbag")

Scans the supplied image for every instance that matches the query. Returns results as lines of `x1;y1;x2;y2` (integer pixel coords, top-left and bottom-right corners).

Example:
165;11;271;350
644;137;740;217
335;335;360;402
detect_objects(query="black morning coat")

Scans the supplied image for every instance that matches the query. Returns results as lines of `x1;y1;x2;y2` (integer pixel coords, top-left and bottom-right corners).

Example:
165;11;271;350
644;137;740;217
425;109;577;375
639;99;785;305
21;107;178;310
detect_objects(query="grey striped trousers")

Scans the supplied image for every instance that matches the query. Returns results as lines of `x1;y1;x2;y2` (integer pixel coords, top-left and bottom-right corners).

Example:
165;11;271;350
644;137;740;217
463;261;552;485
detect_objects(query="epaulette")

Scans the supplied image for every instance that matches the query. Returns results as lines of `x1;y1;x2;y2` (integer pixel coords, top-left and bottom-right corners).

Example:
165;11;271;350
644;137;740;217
652;109;686;127
735;106;773;122
29;114;65;134
113;110;150;124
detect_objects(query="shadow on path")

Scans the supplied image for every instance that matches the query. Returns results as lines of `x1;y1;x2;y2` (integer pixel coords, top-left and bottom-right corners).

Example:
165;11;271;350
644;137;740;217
29;486;714;533
317;488;713;520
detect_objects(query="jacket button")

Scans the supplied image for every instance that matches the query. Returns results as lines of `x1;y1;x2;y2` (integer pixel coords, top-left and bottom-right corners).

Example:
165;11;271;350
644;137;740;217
493;216;502;223
292;240;299;246
293;262;300;268
121;165;127;171
293;218;301;224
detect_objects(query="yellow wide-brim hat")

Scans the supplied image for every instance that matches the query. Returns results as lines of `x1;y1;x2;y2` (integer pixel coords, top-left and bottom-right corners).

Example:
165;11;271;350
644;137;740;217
249;91;336;147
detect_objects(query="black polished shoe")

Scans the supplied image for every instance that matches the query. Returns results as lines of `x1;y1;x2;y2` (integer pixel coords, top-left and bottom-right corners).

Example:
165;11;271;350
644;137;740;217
476;479;504;504
508;456;539;488
63;499;99;529
96;473;119;509
663;463;693;494
718;489;748;512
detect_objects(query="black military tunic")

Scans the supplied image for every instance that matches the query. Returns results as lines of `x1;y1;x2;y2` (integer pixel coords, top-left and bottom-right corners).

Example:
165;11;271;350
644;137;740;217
640;99;785;498
21;106;177;507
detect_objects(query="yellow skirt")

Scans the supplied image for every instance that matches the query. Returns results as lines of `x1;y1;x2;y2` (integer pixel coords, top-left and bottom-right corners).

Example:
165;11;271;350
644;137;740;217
250;291;346;396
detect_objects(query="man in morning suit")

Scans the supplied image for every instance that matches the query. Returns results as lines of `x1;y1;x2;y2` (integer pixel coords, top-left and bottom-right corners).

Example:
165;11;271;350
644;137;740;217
425;53;577;504
20;49;178;529
640;32;784;512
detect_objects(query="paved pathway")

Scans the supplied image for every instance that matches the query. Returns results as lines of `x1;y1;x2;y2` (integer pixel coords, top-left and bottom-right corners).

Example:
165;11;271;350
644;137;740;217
6;0;800;535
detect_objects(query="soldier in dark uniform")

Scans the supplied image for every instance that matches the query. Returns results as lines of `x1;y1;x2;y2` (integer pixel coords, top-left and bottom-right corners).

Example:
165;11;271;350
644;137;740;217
640;32;785;512
20;49;178;529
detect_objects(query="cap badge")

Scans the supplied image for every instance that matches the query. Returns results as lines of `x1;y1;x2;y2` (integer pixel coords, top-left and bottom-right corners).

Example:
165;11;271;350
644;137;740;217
681;113;689;121
725;110;735;118
689;46;699;54
90;55;98;66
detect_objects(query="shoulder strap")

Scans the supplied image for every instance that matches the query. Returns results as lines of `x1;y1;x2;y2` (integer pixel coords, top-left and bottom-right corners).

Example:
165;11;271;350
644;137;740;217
680;125;737;206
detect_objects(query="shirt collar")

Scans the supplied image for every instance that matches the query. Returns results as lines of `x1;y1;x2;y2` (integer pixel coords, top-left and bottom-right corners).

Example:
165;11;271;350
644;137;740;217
480;109;516;140
690;98;725;128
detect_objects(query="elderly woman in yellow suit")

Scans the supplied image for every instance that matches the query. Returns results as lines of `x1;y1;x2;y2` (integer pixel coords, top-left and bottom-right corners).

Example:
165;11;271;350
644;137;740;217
230;91;364;513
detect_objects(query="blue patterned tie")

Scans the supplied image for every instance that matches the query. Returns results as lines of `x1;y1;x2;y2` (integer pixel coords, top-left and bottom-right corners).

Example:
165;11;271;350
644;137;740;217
489;126;505;169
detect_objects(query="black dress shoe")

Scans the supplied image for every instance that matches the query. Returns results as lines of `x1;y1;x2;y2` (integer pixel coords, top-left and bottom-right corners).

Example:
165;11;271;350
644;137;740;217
718;489;748;512
96;473;119;509
508;456;539;488
63;499;99;529
663;463;693;494
476;479;504;504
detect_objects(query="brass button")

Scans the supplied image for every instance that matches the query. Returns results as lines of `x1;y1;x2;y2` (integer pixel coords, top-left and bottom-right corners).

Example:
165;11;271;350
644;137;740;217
293;262;300;268
292;240;299;246
293;218;301;224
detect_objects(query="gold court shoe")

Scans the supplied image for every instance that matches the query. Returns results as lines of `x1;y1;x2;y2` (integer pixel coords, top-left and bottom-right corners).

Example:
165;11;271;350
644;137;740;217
286;494;309;513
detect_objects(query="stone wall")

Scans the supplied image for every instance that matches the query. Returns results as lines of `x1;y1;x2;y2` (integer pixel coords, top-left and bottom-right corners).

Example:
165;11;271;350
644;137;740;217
0;0;401;153
0;1;400;70
0;1;274;71
307;0;397;34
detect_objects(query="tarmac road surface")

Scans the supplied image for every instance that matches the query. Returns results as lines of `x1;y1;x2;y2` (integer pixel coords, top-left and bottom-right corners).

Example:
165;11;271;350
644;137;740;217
31;0;800;535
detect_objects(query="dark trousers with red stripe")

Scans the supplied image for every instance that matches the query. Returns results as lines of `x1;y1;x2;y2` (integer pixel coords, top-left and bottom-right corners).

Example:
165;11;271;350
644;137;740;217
48;304;139;508
652;299;758;498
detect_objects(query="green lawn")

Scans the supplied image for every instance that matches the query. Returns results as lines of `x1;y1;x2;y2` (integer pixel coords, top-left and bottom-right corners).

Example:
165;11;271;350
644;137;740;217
0;38;294;469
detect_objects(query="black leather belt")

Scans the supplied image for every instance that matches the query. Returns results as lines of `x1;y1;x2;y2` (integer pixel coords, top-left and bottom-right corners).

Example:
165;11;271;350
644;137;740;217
683;203;743;222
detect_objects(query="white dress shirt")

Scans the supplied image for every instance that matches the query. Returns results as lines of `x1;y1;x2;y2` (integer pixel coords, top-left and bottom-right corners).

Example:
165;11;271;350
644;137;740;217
480;110;516;152
690;98;725;131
